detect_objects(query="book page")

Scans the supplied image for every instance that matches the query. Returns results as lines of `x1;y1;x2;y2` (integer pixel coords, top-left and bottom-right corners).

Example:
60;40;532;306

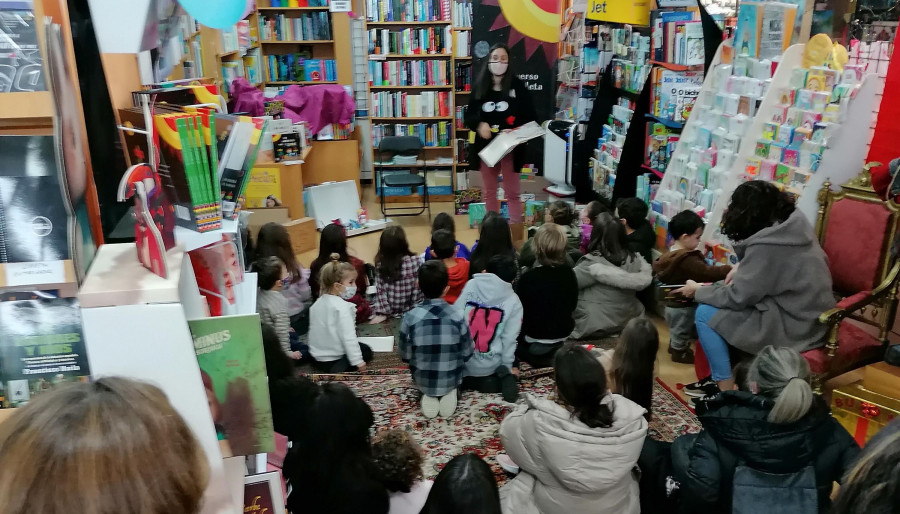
477;121;545;167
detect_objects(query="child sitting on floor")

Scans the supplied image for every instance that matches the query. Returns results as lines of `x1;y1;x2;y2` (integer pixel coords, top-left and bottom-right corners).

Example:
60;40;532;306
399;261;473;419
309;224;372;322
423;212;471;261
372;226;424;323
653;210;732;364
256;256;300;361
597;317;659;419
255;222;312;333
308;254;374;373
616;197;656;264
519;200;582;268
580;200;609;254
516;223;578;368
372;430;433;514
430;229;470;304
456;254;523;403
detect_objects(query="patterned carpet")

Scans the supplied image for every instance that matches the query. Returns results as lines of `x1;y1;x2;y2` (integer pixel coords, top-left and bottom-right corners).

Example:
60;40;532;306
310;369;701;483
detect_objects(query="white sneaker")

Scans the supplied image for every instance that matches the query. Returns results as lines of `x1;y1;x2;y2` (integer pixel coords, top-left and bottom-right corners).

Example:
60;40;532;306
421;395;440;419
438;389;458;418
497;453;520;474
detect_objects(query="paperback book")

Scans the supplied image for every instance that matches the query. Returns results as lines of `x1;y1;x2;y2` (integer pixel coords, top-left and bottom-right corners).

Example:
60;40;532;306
0;1;45;92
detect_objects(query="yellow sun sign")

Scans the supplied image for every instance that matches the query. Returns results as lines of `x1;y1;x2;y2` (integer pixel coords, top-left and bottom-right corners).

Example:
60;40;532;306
497;0;562;43
586;0;651;26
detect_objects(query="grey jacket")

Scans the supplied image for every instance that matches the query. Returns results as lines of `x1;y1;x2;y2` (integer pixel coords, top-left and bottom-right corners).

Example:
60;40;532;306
570;253;652;339
499;394;647;514
694;209;835;354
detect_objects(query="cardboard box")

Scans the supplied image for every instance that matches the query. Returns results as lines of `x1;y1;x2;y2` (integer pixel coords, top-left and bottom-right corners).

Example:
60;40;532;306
831;382;900;446
864;362;900;399
283;217;317;255
247;207;290;240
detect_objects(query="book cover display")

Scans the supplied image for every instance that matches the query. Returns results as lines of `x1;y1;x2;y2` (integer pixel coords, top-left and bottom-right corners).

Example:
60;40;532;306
189;234;245;317
118;163;176;279
188;314;274;457
0;298;90;408
0;0;45;92
214;113;268;220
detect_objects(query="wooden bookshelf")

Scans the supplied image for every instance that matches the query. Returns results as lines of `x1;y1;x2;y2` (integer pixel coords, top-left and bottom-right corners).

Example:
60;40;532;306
370;85;452;89
260;39;335;44
371;53;453;59
367;20;452;25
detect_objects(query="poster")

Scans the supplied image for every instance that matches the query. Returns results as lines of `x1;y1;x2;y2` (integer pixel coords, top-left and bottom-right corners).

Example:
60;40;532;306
586;0;651;26
0;298;90;408
188;314;274;457
243;472;286;514
244;167;282;209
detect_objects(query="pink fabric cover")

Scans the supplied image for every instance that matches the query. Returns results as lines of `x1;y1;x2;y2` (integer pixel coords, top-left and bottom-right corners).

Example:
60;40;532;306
227;78;265;116
822;197;891;294
802;321;883;374
278;84;354;135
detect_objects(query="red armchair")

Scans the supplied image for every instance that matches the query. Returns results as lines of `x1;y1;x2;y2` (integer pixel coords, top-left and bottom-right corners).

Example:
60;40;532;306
804;168;900;390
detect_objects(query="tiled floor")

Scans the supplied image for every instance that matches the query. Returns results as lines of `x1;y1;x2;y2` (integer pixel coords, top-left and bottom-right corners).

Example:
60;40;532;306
296;185;699;401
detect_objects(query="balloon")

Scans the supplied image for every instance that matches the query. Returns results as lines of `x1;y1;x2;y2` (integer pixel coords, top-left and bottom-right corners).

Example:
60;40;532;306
497;0;559;43
802;33;833;69
178;0;254;29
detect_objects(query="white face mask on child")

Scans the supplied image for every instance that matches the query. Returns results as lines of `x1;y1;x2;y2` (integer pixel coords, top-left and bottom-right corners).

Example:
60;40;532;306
339;285;357;300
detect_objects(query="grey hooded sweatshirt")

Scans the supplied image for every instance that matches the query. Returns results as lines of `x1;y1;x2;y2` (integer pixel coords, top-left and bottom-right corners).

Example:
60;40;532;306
694;209;835;354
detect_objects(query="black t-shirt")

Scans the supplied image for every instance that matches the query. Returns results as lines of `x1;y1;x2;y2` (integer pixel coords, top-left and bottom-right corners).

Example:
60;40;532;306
475;88;526;132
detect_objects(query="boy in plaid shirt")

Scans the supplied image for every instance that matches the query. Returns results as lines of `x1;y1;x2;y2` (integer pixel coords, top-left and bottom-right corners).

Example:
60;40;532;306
399;260;473;419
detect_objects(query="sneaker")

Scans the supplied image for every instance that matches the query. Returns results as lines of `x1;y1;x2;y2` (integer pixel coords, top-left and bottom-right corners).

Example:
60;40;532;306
670;347;695;364
683;376;718;398
690;390;722;408
500;373;518;403
497;453;520;474
421;395;440;419
439;389;458;418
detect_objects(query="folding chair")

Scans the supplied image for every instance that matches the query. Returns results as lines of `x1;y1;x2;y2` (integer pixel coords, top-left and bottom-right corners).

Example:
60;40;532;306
375;135;430;218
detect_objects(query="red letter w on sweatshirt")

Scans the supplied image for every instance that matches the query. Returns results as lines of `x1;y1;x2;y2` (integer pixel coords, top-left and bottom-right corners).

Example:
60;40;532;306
466;302;504;353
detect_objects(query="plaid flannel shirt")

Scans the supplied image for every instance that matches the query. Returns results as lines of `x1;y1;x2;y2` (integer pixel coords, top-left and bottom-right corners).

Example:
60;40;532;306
399;298;473;397
374;255;424;316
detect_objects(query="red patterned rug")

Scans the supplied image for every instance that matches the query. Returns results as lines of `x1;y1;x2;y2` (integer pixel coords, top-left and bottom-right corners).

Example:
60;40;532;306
310;369;701;483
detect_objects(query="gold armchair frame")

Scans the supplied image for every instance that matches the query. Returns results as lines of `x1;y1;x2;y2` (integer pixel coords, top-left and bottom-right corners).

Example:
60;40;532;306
813;167;900;388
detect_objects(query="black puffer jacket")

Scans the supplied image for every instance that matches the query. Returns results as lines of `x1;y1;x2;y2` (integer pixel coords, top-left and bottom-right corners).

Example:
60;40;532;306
671;391;859;514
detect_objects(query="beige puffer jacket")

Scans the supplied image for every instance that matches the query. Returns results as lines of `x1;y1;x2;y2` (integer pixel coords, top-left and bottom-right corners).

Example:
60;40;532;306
499;393;648;514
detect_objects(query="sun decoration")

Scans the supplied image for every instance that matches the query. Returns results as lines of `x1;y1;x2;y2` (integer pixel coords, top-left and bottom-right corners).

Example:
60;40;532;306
482;0;560;68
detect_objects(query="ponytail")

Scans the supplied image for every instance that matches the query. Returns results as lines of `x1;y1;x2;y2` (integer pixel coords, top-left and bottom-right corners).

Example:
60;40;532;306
319;253;356;295
554;345;615;429
749;346;814;424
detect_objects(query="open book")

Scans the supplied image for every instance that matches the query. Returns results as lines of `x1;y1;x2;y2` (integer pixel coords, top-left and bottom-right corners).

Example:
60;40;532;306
478;121;545;167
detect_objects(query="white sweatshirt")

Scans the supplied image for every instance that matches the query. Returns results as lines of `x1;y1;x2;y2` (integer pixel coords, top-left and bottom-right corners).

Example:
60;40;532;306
453;273;523;377
308;294;362;365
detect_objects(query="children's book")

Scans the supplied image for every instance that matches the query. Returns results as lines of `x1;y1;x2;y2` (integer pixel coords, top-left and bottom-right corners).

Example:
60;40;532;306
758;2;798;60
683;21;704;66
733;2;762;57
0;1;45;91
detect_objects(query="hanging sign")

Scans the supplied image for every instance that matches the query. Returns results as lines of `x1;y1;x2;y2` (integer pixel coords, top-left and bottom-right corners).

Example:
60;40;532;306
585;0;651;26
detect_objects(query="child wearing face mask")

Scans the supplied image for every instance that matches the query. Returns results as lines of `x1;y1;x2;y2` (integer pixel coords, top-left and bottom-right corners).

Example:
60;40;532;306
308;253;375;373
464;43;537;245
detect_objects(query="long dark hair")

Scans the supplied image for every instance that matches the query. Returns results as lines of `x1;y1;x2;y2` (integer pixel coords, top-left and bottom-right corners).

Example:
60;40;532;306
554;345;615;428
721;180;795;242
431;212;456;237
613;318;659;419
289;383;384;510
375;225;415;282
469;212;514;275
474;43;513;99
831;427;900;514
587;212;634;266
315;224;350;265
256;222;300;281
420;453;501;514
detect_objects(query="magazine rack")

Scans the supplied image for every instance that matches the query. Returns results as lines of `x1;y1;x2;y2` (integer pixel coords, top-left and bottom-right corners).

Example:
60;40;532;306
78;243;242;513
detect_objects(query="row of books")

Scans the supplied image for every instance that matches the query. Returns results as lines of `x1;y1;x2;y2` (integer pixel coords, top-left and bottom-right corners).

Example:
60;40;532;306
650;67;704;123
259;13;332;41
455;62;472;91
650;11;704;66
370;91;452;118
268;0;328;6
454;105;467;129
367;27;452;55
222;19;252;54
455;30;470;57
266;55;337;82
452;0;472;26
372;121;452;147
365;0;451;22
368;59;450;86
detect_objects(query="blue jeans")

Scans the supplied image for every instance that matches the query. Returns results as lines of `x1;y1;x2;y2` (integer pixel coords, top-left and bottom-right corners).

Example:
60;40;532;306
695;304;732;381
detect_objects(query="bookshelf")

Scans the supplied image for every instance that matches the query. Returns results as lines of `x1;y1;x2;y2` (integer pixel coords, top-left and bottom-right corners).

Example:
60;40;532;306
364;0;474;202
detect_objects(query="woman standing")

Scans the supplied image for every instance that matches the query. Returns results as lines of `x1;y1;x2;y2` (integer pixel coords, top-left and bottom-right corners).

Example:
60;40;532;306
465;43;536;245
675;181;835;393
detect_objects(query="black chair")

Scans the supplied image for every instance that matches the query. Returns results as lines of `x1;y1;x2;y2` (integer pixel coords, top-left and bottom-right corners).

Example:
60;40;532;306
376;135;430;218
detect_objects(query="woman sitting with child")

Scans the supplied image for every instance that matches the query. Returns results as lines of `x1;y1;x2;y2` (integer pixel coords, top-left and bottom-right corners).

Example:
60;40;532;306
676;181;835;392
671;346;858;513
571;213;652;339
499;345;648;514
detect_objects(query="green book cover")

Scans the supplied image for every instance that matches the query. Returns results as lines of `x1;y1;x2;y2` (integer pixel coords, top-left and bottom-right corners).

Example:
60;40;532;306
207;112;220;218
188;115;213;216
174;116;203;218
188;314;274;456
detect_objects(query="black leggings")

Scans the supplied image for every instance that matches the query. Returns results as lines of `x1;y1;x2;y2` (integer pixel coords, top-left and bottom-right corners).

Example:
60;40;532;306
515;340;564;369
311;343;374;373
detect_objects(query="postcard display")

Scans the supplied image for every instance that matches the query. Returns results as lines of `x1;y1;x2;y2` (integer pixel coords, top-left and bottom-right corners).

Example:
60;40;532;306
654;43;879;248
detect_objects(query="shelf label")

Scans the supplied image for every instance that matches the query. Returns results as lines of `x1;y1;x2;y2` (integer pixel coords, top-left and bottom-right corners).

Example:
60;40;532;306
5;261;66;287
586;0;650;26
330;0;352;12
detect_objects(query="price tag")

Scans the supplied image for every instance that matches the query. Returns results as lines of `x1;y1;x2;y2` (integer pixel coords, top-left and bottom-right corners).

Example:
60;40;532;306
5;261;66;287
330;0;352;12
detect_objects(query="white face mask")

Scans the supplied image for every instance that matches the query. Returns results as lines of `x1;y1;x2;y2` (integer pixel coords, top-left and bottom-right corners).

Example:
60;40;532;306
489;61;508;76
339;285;357;300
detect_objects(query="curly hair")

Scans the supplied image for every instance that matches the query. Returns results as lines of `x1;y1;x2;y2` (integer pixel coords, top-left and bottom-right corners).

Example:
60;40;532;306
721;180;795;242
371;429;425;493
